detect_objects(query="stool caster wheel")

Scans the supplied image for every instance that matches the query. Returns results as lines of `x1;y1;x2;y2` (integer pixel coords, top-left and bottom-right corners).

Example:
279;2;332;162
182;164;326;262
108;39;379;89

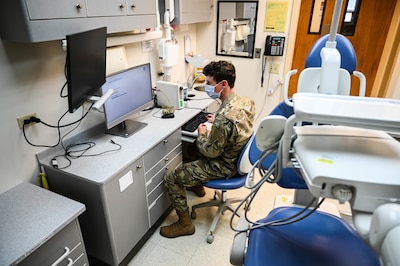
207;233;214;244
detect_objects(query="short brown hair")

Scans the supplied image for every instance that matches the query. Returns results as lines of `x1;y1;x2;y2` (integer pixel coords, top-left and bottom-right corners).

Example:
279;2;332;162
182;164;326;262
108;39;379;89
203;60;236;88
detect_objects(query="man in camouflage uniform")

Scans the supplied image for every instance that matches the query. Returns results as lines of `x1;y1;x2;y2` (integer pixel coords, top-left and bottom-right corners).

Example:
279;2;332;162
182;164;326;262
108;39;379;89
160;60;255;238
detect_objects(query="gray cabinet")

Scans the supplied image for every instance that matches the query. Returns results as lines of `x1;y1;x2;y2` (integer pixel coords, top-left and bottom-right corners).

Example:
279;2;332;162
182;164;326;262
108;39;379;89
0;183;87;266
102;158;149;265
177;0;214;24
159;0;214;24
0;0;157;42
19;220;87;266
37;128;182;265
42;156;149;265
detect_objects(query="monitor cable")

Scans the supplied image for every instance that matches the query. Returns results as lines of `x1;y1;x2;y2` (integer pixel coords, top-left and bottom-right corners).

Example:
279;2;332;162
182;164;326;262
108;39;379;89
22;102;94;148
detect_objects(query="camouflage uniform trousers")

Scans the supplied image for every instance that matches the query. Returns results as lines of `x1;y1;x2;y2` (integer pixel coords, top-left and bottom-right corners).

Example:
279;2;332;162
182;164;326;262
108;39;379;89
164;152;236;214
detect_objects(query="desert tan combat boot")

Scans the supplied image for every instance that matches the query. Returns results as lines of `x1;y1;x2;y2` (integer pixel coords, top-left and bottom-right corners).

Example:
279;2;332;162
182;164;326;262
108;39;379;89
160;210;195;238
186;184;206;197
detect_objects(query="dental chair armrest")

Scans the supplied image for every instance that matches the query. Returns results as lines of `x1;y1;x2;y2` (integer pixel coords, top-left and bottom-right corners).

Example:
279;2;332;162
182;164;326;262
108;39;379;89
230;217;249;266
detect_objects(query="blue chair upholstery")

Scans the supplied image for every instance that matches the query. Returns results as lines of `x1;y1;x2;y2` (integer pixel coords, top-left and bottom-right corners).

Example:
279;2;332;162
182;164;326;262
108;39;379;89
191;134;255;244
305;33;357;73
249;102;307;189
244;207;379;266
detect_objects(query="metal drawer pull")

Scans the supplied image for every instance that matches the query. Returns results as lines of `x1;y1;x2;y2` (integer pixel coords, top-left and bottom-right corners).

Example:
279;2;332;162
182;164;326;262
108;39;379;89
51;247;70;266
119;4;125;8
76;4;82;9
163;139;168;143
67;258;73;266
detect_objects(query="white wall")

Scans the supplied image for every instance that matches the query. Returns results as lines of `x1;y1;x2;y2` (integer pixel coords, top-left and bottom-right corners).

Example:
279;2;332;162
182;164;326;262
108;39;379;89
0;0;294;194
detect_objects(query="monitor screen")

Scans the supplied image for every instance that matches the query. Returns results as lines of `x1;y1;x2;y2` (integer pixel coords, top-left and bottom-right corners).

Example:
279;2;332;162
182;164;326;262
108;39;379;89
101;63;154;137
66;27;107;113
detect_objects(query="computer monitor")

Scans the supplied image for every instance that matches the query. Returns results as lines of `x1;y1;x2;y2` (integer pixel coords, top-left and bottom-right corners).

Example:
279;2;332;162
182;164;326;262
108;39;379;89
66;27;107;113
101;63;154;137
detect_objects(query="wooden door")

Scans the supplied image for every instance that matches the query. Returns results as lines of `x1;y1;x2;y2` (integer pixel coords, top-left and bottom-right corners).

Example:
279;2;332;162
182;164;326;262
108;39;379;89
289;0;396;97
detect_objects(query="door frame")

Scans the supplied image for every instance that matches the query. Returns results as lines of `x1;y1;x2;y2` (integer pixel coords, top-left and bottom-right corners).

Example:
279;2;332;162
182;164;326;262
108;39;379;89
371;1;400;98
283;0;400;99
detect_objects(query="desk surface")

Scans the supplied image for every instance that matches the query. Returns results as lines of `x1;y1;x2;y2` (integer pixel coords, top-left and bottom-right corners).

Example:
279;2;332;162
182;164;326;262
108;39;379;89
0;182;85;266
36;90;214;184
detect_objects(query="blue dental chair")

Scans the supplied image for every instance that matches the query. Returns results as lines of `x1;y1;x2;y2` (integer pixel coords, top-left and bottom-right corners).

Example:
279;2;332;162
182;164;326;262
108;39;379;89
253;33;366;195
229;34;377;265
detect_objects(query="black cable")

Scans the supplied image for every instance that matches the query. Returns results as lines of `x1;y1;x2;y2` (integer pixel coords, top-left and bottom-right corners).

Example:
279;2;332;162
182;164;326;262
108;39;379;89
51;139;122;170
261;56;268;87
60;59;68;98
229;134;320;233
22;102;94;148
22;108;69;148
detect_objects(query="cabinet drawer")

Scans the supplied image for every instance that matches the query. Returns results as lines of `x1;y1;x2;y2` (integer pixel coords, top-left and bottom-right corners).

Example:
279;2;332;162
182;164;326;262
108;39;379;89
147;151;183;205
145;144;182;183
143;129;181;172
146;151;182;195
86;0;126;17
147;178;166;205
19;219;88;266
149;191;171;226
25;0;87;19
127;0;157;15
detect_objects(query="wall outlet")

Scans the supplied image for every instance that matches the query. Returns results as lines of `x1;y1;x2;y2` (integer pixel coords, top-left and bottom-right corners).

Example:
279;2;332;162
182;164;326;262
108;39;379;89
254;48;261;59
270;63;280;74
16;112;38;129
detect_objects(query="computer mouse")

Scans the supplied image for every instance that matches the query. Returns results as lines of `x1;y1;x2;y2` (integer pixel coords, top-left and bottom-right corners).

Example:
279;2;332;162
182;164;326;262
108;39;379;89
162;113;175;119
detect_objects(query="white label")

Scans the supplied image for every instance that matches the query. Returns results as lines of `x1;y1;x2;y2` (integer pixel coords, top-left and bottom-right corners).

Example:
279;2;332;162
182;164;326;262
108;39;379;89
119;171;133;192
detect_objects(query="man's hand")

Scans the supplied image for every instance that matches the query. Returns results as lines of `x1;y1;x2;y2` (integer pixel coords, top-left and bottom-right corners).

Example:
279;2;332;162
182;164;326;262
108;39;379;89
206;114;215;123
197;123;208;136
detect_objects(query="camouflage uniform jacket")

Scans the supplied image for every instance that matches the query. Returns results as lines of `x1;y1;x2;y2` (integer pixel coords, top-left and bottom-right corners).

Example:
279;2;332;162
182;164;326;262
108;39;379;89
196;92;255;177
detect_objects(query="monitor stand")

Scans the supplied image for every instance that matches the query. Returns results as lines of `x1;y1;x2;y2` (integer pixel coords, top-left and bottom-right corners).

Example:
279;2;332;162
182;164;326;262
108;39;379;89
106;120;148;138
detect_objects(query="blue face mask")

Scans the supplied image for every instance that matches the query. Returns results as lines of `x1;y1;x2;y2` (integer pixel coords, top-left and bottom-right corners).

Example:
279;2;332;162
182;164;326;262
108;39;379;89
204;82;222;99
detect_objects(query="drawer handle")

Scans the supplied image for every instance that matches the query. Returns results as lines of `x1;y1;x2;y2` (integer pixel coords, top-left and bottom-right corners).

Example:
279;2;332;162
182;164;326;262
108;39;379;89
164;157;169;162
163;139;168;143
67;258;73;266
51;247;70;266
119;4;125;8
136;165;142;169
131;4;136;8
165;166;170;170
76;4;83;9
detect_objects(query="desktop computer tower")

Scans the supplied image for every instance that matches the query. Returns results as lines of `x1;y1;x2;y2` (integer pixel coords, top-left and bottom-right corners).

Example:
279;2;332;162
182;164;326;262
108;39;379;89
156;81;186;110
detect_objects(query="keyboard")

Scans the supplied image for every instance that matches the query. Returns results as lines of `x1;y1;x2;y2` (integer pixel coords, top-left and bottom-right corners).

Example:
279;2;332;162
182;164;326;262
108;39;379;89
181;112;209;132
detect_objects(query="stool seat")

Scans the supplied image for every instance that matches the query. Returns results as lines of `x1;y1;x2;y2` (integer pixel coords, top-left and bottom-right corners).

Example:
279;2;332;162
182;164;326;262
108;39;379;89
204;176;247;190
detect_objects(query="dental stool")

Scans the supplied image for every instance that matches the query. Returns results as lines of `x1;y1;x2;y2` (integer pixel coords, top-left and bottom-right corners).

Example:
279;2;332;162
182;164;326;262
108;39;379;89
191;134;254;244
